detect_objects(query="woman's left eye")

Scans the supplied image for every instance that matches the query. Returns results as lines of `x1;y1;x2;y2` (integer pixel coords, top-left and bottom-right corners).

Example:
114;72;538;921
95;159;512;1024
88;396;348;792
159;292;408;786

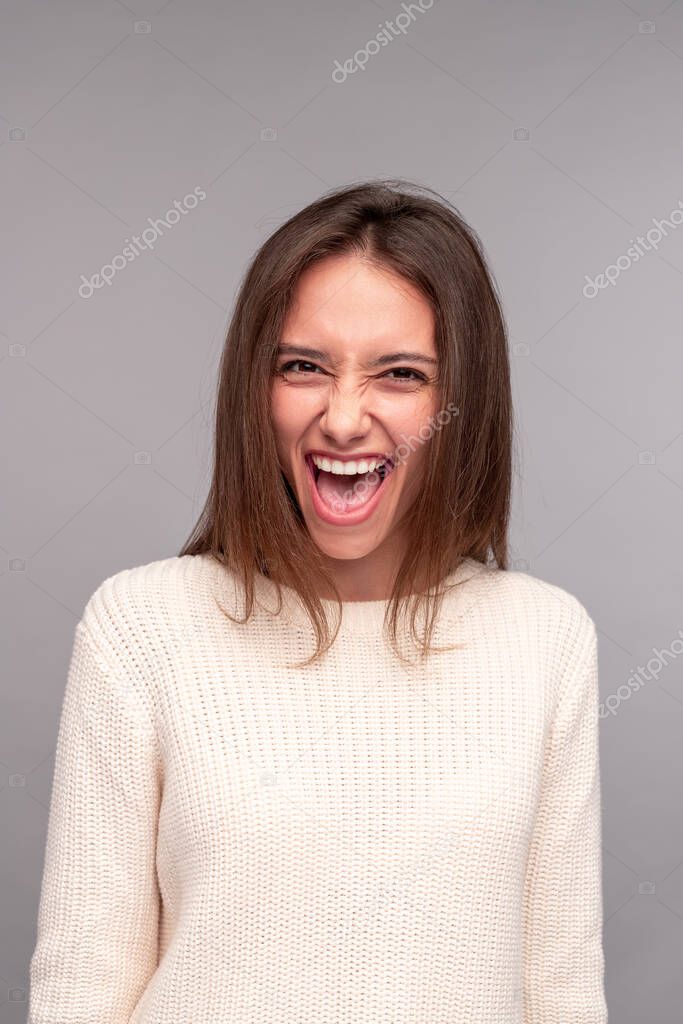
384;367;427;382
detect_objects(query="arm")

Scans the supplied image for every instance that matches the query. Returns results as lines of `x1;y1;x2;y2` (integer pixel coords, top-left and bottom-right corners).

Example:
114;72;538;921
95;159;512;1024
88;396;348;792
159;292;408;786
522;615;608;1023
29;617;162;1024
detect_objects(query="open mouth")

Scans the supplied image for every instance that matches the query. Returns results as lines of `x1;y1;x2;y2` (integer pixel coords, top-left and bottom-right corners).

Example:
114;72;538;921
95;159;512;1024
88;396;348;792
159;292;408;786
305;453;396;517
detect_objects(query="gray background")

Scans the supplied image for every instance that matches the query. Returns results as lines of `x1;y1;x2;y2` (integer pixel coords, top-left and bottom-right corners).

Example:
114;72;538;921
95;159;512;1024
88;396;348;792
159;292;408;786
3;0;683;1021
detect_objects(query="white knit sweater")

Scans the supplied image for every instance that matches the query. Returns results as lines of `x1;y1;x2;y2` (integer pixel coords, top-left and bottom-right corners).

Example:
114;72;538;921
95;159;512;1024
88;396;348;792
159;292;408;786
29;553;607;1023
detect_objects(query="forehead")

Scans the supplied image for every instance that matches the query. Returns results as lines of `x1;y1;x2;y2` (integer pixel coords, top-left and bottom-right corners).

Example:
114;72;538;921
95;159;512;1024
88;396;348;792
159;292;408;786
283;254;435;352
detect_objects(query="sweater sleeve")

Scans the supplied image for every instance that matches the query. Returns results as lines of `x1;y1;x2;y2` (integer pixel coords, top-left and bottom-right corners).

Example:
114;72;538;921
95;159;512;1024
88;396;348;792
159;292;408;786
522;614;608;1023
28;617;162;1024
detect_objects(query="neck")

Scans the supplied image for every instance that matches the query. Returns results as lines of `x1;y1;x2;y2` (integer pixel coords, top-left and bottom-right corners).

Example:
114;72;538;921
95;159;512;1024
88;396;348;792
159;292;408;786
313;532;425;602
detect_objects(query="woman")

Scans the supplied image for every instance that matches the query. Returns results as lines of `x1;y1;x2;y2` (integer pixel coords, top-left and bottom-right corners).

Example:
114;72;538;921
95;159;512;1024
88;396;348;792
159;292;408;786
29;179;608;1022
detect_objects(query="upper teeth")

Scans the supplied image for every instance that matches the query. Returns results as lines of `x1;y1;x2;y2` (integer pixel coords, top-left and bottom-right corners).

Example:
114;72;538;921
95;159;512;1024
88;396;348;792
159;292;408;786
311;455;388;475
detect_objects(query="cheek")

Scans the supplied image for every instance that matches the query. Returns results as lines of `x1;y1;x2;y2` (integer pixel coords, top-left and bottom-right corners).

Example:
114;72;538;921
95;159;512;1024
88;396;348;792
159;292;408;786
269;389;292;468
387;394;440;446
270;385;301;444
270;382;319;432
403;445;429;483
270;385;319;478
389;396;441;476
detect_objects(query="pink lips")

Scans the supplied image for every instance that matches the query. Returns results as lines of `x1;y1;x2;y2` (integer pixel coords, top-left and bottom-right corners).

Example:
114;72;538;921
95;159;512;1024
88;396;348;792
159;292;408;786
304;453;395;527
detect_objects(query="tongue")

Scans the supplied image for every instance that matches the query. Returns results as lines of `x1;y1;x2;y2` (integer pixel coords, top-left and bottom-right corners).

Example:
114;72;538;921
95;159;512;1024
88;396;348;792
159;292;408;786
316;469;382;512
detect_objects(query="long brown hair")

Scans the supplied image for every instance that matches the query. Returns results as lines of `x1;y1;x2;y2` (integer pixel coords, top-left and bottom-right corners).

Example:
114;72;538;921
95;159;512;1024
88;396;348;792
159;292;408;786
179;178;514;668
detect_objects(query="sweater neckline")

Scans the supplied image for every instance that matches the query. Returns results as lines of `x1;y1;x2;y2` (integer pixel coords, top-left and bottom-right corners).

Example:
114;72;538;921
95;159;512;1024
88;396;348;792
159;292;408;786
208;555;491;635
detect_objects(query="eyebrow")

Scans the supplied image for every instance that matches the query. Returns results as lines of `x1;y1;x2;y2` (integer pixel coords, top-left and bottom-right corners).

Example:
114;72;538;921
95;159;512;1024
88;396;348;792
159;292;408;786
276;343;438;368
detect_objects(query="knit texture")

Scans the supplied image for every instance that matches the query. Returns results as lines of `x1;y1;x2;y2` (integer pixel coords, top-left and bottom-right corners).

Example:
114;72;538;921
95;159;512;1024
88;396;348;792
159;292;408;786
29;553;608;1023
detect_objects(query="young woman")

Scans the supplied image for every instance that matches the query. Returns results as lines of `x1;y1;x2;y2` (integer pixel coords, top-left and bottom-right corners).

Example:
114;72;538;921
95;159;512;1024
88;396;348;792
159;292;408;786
29;180;608;1023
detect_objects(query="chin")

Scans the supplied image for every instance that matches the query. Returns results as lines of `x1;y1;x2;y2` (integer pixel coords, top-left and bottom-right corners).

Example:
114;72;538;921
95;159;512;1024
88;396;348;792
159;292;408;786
304;524;389;562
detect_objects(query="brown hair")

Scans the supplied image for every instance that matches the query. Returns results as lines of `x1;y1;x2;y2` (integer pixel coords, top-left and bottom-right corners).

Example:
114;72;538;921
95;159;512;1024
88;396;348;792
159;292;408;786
179;178;514;668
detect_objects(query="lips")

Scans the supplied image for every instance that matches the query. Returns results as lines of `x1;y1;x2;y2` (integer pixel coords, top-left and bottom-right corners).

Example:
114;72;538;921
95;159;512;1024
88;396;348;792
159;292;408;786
303;452;396;526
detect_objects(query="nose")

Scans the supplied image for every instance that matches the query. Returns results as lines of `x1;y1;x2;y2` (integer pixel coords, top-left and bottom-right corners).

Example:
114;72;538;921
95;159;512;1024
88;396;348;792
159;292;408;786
318;381;373;446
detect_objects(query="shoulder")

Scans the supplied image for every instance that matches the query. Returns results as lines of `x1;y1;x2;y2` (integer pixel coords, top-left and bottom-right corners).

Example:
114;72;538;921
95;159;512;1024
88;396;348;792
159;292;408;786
486;563;595;628
80;552;217;670
474;562;597;671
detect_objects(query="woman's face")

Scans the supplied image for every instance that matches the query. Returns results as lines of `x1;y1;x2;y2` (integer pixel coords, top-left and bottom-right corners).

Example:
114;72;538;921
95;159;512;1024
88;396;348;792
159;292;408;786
270;252;440;565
